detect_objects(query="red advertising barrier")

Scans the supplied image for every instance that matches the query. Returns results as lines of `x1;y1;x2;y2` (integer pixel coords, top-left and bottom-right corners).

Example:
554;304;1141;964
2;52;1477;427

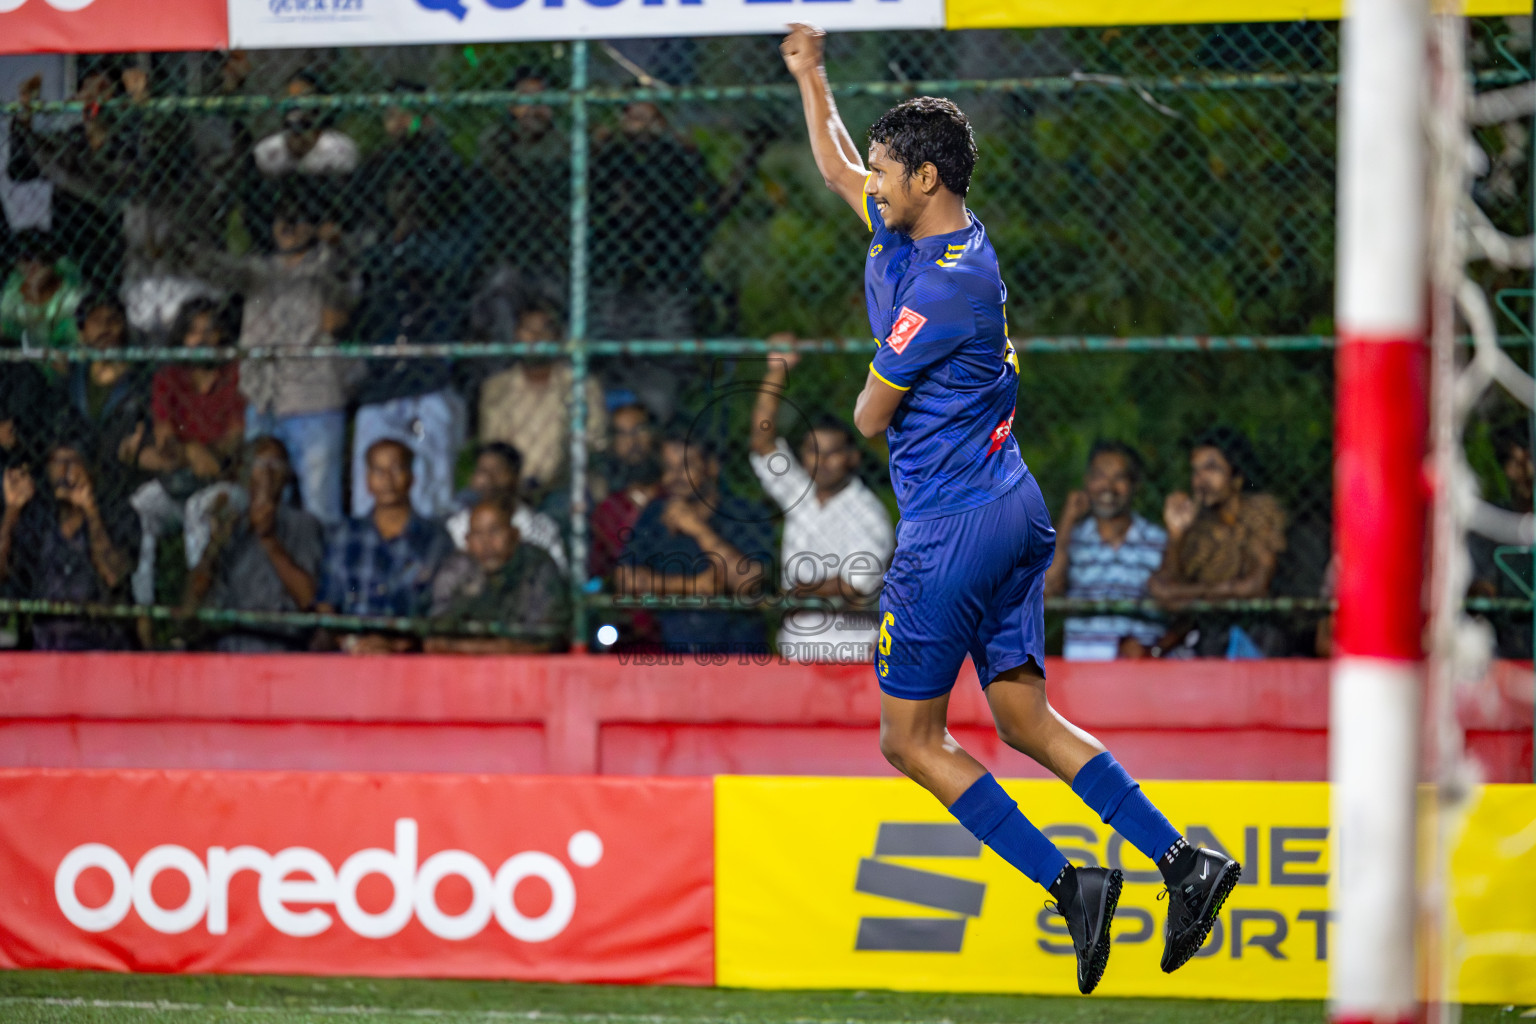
0;654;1528;781
0;0;227;55
0;769;714;983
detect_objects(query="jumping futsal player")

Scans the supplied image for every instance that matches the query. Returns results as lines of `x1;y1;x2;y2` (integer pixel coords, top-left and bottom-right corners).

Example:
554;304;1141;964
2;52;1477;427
780;23;1241;994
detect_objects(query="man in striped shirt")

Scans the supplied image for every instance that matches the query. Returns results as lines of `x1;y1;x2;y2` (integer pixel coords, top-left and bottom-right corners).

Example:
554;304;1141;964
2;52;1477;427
1043;441;1166;660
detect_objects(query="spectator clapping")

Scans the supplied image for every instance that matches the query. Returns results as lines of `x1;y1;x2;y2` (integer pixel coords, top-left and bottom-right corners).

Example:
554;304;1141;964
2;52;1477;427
748;346;892;663
1043;441;1166;660
1148;428;1287;657
0;441;138;650
185;437;324;652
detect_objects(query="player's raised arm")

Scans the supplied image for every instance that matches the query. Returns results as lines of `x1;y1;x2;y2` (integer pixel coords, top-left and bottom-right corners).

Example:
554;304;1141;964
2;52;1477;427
781;23;869;219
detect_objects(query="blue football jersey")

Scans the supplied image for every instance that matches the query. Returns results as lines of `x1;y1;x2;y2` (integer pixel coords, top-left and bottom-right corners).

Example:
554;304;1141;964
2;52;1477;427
863;189;1026;521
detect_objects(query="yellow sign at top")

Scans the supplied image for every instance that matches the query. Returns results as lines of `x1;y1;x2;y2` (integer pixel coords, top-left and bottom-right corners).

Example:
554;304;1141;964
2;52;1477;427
946;0;1528;29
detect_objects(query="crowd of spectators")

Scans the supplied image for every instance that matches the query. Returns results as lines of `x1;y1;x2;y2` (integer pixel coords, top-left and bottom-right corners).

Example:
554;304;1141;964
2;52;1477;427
1040;424;1534;661
1046;429;1291;660
0;55;1526;661
0;55;736;654
25;52;792;663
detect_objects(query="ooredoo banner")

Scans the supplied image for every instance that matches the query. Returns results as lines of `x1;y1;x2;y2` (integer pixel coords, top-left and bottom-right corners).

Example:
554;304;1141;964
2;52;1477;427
715;778;1536;1003
0;769;714;983
0;0;228;55
3;769;1531;998
228;0;944;48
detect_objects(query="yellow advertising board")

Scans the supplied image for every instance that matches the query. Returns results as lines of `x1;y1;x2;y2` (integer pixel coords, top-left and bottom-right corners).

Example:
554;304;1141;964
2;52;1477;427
716;778;1536;1002
945;0;1528;29
1451;785;1536;1003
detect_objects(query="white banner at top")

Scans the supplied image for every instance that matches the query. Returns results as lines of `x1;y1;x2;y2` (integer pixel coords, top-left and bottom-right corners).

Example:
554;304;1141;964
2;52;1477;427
230;0;944;47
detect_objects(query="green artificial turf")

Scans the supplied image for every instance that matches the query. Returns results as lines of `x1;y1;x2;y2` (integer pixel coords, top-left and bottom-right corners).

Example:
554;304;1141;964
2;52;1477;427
0;972;1530;1024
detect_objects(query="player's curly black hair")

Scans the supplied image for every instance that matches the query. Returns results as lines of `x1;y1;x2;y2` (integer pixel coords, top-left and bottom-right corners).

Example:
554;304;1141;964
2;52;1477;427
867;96;978;197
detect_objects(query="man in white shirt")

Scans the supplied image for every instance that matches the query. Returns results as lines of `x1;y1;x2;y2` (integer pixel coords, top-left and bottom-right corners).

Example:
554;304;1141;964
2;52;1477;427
253;72;360;179
749;347;895;662
445;442;567;573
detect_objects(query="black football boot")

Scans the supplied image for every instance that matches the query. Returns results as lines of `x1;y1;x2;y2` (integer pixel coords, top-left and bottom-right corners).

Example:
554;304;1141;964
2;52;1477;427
1048;865;1123;995
1158;847;1241;973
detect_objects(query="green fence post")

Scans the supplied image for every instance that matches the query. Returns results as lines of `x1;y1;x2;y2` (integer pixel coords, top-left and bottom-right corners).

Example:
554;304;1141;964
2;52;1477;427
568;40;591;652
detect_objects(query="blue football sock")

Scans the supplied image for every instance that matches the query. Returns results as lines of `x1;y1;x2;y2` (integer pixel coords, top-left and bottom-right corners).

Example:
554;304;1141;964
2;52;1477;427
1071;751;1181;862
949;773;1069;890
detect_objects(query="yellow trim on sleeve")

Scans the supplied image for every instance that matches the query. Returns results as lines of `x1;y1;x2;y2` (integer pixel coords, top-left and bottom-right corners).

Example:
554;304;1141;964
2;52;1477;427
869;363;911;391
860;175;874;233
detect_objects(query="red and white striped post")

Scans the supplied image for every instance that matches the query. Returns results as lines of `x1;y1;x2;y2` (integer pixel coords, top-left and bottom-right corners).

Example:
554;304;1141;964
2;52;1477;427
1331;0;1430;1020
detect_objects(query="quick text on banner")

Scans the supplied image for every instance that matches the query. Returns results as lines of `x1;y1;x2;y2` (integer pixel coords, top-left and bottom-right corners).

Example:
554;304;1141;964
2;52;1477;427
53;819;607;943
415;0;700;18
233;0;941;50
412;0;883;17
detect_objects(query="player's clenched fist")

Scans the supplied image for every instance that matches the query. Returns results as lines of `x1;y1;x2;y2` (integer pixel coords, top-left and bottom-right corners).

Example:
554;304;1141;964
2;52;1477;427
780;23;826;79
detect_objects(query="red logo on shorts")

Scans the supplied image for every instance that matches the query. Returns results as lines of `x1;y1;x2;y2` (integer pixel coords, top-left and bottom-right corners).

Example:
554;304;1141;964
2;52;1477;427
987;410;1016;455
885;307;927;355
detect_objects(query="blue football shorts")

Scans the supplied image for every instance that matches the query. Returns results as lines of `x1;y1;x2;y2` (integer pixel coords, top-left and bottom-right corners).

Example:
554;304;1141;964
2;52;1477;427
875;470;1055;700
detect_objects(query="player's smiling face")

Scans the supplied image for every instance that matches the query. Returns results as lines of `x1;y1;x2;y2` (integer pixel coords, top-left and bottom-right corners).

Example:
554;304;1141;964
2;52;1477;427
866;143;919;234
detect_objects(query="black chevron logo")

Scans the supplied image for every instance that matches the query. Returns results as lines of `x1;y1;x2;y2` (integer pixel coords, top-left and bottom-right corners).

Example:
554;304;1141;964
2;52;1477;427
854;822;984;953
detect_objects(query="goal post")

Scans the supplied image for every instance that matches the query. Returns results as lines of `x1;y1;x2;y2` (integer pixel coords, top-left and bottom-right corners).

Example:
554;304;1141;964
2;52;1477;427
1330;0;1431;1020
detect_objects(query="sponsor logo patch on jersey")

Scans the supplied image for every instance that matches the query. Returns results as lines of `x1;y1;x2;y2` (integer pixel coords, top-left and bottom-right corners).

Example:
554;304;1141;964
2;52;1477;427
986;410;1016;455
886;307;927;355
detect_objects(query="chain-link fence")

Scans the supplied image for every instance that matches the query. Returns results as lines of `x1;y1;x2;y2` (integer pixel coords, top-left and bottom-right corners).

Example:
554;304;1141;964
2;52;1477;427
0;21;1530;658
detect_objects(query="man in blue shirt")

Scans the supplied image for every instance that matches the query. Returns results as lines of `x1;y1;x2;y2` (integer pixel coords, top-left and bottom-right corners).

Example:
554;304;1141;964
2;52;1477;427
1043;440;1168;660
318;438;451;654
782;23;1238;993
